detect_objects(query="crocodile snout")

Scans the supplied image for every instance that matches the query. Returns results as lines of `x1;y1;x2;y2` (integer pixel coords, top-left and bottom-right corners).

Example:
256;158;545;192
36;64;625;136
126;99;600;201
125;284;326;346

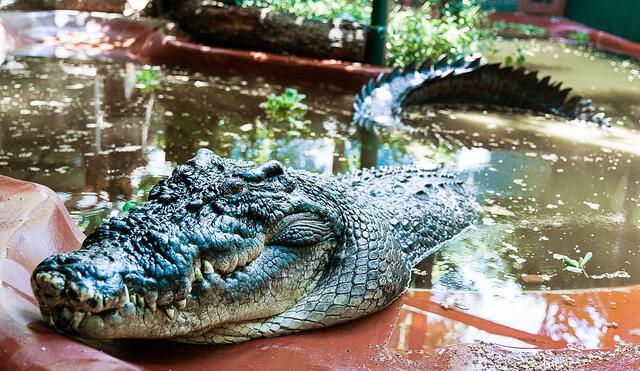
31;253;128;314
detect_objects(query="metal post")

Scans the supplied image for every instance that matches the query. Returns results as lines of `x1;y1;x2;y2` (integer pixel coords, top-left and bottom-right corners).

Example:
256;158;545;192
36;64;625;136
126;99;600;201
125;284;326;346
365;0;389;66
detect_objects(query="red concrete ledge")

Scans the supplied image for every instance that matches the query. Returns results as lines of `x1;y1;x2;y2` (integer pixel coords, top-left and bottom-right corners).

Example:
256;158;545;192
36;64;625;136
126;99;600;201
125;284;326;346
490;12;640;60
136;34;387;92
0;10;387;93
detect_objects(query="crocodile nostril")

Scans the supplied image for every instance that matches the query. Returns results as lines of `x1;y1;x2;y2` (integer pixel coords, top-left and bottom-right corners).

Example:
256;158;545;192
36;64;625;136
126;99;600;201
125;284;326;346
67;288;79;301
32;271;67;306
87;298;98;308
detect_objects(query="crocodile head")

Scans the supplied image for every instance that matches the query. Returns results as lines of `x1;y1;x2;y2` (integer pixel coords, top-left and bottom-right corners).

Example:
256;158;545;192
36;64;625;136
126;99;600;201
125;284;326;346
31;149;345;341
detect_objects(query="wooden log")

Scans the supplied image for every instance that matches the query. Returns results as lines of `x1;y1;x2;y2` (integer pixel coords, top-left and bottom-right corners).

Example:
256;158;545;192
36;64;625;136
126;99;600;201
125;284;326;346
151;1;368;62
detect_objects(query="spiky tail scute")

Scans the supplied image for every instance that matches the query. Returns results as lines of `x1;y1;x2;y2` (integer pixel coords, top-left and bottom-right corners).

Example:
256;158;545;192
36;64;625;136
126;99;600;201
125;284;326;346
352;55;609;132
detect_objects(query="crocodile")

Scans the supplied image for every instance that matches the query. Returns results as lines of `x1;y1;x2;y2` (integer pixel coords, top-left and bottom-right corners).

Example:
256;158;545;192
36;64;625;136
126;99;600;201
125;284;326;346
31;57;607;344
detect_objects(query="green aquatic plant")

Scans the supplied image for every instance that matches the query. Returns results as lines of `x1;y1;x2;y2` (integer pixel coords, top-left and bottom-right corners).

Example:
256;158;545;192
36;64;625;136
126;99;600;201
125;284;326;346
135;68;163;93
568;31;589;44
562;251;593;277
260;88;311;132
503;44;534;68
260;88;308;117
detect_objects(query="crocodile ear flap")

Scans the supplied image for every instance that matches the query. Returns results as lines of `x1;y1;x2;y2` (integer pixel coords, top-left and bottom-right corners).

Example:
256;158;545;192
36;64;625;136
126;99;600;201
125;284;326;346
238;160;284;182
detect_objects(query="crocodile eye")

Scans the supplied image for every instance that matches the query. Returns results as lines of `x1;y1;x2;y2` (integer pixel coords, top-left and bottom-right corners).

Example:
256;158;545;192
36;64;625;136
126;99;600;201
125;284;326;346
269;213;334;248
222;178;244;195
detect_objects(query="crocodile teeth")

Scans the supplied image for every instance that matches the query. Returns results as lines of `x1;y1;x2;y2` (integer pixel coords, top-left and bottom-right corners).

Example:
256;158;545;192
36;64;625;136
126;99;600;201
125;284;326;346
236;251;249;268
202;260;215;275
130;294;137;307
124;285;130;303
149;300;157;312
71;311;85;330
165;305;176;320
194;267;203;281
215;253;238;274
176;298;187;310
137;295;145;308
62;307;72;320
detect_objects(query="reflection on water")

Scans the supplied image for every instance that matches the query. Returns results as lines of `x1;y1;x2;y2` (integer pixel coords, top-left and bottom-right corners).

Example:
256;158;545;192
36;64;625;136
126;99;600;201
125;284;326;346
0;56;358;232
402;97;640;291
390;286;640;354
1;39;639;299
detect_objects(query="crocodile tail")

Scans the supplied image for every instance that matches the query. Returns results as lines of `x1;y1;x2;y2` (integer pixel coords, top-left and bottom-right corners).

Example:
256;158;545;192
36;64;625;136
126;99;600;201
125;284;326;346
353;55;609;131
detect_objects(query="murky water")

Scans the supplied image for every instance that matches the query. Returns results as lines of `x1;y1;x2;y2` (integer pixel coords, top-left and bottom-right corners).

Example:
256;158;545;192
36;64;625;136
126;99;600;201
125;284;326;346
1;40;639;293
406;40;640;292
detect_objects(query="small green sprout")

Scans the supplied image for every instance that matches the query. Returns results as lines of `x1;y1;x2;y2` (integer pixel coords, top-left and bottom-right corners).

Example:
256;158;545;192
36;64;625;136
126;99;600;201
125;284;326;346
568;31;589;44
260;88;311;132
504;44;535;68
260;88;308;118
135;68;162;93
563;251;592;277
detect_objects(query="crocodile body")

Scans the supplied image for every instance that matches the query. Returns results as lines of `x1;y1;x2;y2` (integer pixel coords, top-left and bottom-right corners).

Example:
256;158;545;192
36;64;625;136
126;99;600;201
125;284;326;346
32;150;476;343
31;57;606;343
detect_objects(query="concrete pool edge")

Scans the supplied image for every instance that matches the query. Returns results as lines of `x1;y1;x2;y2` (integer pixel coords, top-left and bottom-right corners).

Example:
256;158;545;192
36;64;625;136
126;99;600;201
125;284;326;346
489;12;640;60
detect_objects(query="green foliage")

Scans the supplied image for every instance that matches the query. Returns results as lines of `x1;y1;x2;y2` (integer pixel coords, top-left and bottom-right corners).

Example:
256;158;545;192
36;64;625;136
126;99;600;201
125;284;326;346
568;31;589;44
492;21;547;37
503;44;534;68
135;67;162;93
386;2;496;68
239;0;497;68
562;251;592;277
241;0;371;22
260;88;311;132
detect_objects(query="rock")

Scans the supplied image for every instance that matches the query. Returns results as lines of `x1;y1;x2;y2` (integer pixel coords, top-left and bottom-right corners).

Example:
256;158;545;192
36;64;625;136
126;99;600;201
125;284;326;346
0;176;137;369
0;175;85;272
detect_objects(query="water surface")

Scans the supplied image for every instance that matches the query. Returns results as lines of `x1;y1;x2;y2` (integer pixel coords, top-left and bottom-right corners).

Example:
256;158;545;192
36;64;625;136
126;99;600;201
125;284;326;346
1;39;639;293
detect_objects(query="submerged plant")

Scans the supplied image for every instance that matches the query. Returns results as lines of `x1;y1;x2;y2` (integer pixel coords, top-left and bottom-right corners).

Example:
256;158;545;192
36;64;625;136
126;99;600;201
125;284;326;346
562;251;593;277
135;67;163;93
503;44;534;68
260;88;311;131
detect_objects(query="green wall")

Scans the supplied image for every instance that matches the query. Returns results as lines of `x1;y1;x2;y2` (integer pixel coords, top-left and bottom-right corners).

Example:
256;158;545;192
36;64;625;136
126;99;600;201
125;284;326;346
565;0;640;42
477;0;519;13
